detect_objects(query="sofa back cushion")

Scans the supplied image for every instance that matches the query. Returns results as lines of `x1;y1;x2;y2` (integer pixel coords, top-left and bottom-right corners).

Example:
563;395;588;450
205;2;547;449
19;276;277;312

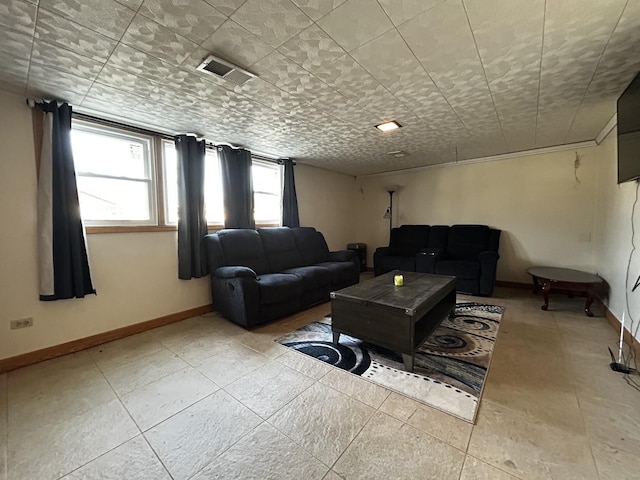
446;225;491;261
389;225;430;255
215;229;270;275
258;228;304;272
291;227;330;264
428;225;449;249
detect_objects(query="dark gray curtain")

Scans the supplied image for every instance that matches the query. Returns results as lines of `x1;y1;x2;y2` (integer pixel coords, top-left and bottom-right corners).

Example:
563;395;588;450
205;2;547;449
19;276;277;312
37;101;95;301
219;145;255;229
282;159;299;227
176;135;209;279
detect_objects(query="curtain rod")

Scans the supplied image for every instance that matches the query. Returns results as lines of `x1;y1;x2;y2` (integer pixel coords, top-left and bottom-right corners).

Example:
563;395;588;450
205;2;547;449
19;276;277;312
27;99;293;164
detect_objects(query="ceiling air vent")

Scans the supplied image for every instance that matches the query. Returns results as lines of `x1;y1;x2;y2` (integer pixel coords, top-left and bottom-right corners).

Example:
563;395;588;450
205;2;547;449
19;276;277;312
196;55;255;85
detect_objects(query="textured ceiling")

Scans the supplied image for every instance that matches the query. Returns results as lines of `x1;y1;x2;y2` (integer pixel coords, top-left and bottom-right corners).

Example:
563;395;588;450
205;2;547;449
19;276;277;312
1;0;640;176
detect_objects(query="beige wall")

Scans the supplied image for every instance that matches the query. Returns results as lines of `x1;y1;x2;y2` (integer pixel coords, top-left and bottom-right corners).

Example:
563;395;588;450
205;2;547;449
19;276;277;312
0;91;210;360
0;91;358;361
295;163;357;251
354;146;600;283
593;130;640;341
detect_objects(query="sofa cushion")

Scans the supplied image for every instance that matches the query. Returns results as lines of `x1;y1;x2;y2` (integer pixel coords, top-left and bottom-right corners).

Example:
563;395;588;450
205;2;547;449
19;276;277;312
282;265;332;291
316;261;357;288
292;227;330;264
216;229;270;275
436;260;480;279
257;273;303;305
446;225;490;261
388;225;430;255
258;228;304;272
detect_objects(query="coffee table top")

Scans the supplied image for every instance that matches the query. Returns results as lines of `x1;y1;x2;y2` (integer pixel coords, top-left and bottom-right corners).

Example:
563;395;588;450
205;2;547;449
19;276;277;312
526;266;602;284
331;270;456;316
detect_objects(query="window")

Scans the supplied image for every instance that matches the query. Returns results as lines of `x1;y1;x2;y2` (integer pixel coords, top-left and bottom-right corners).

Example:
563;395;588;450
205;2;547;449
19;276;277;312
253;160;282;225
71;121;156;226
162;140;223;225
70;119;284;231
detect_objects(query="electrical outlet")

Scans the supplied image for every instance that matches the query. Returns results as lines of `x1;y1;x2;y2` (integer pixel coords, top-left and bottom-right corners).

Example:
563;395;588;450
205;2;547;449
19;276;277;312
10;318;33;330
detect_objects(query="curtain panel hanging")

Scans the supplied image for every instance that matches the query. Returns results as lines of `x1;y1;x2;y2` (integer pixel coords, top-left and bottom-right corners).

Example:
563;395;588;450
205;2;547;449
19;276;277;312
37;101;96;301
219;146;255;229
282;159;300;227
176;135;209;279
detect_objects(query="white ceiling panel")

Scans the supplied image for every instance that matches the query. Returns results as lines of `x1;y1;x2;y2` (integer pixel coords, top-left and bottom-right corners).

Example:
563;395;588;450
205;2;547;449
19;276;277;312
105;43;178;84
317;0;394;52
230;0;313;49
378;0;446;27
39;0;136;40
290;0;347;21
198;19;273;70
0;0;37;35
34;8;119;62
121;13;200;66
2;0;639;175
536;0;625;145
138;0;227;44
399;1;502;139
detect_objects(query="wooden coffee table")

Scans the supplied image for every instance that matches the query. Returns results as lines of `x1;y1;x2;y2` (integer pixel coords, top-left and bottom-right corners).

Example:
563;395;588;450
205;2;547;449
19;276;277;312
330;271;456;372
526;266;603;317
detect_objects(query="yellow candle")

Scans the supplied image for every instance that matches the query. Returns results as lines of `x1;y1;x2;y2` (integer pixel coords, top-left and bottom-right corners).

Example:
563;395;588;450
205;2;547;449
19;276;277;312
394;274;404;286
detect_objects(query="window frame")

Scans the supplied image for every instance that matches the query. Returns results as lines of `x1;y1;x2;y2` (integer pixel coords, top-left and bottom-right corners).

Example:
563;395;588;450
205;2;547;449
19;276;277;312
71;119;159;228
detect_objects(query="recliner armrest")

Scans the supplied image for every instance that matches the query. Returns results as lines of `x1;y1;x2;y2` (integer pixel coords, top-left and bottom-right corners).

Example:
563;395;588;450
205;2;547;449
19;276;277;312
328;250;356;262
215;266;257;279
374;246;390;254
478;250;499;265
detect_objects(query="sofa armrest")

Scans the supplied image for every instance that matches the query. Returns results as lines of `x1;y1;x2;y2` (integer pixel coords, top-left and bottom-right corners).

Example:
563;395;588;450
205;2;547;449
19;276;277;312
215;266;257;279
478;250;499;267
373;247;390;276
329;249;360;273
328;250;356;263
415;248;444;273
478;251;500;296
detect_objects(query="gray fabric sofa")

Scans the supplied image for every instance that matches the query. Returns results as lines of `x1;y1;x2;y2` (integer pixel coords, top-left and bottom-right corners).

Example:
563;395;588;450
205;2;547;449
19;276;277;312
203;227;360;328
374;224;501;296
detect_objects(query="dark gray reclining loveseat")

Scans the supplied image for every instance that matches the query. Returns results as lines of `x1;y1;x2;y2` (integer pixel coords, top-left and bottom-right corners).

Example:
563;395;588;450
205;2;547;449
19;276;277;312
374;224;501;296
204;227;360;328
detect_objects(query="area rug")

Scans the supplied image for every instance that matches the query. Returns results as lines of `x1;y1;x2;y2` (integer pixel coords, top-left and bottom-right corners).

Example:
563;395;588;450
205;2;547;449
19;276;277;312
275;302;504;423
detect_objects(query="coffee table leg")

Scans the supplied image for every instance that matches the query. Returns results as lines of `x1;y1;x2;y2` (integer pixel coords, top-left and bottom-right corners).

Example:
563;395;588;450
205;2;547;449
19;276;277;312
541;281;550;311
585;287;595;317
402;353;414;373
333;332;340;344
532;275;540;294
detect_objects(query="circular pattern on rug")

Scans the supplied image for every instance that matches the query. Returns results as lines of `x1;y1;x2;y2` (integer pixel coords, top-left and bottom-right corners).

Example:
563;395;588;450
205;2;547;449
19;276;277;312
447;315;493;332
284;341;371;374
419;331;492;357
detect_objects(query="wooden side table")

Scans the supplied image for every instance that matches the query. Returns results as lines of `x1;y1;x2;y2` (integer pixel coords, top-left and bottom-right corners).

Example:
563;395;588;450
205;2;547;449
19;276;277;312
526;266;603;317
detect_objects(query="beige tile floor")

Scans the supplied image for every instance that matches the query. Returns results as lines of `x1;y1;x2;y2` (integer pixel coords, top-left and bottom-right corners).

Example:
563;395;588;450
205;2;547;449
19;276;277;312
1;285;640;479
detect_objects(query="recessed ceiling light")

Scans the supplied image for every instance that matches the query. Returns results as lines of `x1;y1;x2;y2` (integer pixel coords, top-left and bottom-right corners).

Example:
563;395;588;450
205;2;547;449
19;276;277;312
375;120;402;132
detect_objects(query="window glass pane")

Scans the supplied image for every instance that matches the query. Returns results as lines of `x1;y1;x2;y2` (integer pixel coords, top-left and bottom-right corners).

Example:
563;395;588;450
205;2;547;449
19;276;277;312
77;176;151;221
204;151;224;224
71;128;149;179
252;161;281;224
252;162;280;194
254;193;280;223
71;122;155;225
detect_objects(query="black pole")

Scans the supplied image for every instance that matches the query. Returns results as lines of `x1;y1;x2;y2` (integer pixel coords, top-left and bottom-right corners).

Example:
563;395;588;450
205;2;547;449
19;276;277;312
388;190;394;238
